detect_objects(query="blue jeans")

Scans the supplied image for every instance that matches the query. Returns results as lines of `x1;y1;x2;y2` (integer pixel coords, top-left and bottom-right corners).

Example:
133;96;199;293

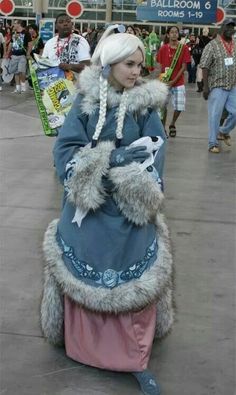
208;86;236;148
187;62;196;83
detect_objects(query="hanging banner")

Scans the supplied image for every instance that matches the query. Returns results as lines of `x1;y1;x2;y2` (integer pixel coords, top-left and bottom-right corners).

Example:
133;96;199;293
136;0;218;24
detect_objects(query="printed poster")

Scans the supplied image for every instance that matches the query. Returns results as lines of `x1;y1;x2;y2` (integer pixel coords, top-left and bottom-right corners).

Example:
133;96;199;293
29;56;77;136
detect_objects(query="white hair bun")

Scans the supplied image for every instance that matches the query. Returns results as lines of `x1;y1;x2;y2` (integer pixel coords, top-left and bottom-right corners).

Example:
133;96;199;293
92;26;145;67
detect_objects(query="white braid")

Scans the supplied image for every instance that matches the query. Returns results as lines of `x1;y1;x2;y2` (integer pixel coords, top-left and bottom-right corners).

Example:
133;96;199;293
92;75;108;141
115;90;129;140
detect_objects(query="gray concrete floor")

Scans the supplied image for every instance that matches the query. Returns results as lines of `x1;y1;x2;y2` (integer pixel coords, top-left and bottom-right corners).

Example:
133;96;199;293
0;82;235;395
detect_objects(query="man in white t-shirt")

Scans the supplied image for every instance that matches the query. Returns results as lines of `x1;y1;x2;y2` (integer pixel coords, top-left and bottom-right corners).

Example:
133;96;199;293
42;13;91;74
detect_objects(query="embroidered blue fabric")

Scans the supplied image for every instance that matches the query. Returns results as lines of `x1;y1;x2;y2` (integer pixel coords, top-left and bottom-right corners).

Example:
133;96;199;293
64;158;78;195
56;231;158;289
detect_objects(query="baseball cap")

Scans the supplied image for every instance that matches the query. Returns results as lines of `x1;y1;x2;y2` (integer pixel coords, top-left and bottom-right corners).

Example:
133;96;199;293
222;18;236;26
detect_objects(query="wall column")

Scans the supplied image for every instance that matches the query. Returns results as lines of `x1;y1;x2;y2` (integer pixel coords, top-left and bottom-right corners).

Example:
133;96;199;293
32;0;48;14
105;0;112;23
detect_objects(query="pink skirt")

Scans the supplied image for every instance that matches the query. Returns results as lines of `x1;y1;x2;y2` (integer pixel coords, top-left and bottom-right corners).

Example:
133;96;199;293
64;296;157;372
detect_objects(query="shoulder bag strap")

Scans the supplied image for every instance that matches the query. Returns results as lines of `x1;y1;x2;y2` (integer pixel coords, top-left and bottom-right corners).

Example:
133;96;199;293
163;44;184;82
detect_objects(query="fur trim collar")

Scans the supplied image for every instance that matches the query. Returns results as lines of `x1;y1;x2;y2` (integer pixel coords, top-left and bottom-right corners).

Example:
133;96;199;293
79;66;169;115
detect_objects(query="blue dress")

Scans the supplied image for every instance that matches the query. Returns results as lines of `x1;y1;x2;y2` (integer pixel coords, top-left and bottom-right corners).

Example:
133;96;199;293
53;92;166;291
41;69;174;362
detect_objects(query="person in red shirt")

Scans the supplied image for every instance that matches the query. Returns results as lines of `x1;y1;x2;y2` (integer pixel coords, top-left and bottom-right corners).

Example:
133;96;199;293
156;26;191;137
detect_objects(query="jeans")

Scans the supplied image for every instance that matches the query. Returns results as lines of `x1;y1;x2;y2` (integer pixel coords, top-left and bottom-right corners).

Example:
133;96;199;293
187;62;196;83
208;86;236;148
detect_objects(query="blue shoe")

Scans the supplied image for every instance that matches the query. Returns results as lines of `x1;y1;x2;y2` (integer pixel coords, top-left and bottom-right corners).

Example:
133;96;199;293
132;370;161;395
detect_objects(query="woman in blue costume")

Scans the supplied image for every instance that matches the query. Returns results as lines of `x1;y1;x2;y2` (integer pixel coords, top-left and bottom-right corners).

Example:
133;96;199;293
41;25;174;395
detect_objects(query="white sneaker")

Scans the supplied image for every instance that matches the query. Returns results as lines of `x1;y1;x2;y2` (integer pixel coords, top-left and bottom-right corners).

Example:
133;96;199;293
21;83;26;92
13;88;21;93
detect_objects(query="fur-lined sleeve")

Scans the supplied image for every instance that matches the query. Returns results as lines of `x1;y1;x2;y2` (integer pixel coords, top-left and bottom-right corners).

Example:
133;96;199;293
66;141;114;211
53;93;90;184
109;162;164;226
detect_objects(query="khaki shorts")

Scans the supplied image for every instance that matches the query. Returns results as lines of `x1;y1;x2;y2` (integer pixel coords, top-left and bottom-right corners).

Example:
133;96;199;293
8;55;27;75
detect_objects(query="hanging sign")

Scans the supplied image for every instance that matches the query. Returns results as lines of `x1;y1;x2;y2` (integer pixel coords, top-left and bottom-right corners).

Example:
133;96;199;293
136;0;218;24
215;6;225;25
39;19;55;44
66;0;84;18
0;0;15;16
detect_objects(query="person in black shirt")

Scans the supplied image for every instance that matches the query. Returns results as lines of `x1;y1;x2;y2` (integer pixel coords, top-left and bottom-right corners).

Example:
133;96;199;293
187;33;197;83
28;24;44;57
27;24;44;88
7;19;33;93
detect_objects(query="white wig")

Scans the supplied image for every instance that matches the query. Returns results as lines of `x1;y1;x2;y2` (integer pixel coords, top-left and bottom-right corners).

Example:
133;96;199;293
90;25;145;147
92;25;145;67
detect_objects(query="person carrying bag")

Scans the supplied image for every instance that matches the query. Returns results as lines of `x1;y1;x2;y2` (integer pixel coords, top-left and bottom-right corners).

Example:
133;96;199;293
156;26;191;137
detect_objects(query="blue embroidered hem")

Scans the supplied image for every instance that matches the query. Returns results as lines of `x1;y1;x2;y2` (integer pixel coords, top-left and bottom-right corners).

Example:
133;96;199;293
56;230;158;289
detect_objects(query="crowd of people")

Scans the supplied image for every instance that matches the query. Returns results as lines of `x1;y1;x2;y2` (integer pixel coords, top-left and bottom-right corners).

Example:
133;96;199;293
0;19;220;93
0;13;235;395
0;19;45;92
0;17;235;153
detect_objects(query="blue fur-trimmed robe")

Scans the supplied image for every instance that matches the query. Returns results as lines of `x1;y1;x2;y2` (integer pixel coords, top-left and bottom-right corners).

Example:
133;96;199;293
41;66;174;346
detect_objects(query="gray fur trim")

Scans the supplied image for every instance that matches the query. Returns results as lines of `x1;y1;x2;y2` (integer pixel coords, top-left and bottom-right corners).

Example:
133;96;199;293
155;287;175;339
40;266;64;345
79;66;169;115
66;141;114;211
154;213;175;338
42;214;173;316
109;163;164;226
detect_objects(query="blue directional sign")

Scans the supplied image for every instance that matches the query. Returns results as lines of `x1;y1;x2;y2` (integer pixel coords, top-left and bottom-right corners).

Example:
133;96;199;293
39;19;55;44
136;0;217;24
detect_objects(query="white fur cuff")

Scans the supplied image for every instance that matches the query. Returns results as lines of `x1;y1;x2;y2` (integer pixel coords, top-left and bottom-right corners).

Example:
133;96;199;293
109;163;164;226
66;141;115;211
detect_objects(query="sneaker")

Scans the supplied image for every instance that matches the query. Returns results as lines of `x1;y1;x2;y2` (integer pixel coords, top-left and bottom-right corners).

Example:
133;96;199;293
217;132;231;146
13;88;21;93
0;86;2;91
209;146;220;153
